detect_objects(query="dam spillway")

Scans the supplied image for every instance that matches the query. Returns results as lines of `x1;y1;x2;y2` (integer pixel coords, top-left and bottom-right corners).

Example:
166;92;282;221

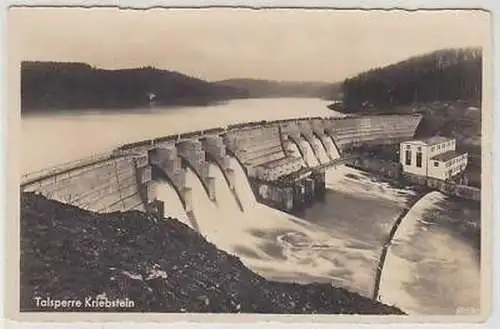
21;114;422;217
20;113;424;296
23;112;483;308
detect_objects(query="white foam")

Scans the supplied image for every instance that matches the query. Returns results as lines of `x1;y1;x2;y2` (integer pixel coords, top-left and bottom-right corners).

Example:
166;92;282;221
324;136;341;160
325;165;416;207
311;136;330;164
378;191;468;314
299;138;320;167
153;180;190;226
172;157;394;296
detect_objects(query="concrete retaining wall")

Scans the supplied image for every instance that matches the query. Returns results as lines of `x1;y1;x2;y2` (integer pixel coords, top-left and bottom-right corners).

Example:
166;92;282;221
403;172;480;201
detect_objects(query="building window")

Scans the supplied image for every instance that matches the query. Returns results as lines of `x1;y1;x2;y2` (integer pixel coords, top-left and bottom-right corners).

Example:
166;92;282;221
417;147;422;152
431;146;435;152
434;161;439;167
405;150;412;166
416;152;423;168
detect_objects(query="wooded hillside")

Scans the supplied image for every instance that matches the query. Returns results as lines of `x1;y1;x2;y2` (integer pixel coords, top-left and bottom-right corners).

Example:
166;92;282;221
21;62;249;111
341;48;482;112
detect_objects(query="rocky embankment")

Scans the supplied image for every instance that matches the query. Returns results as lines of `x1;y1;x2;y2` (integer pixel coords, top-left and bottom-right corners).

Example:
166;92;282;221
21;192;404;314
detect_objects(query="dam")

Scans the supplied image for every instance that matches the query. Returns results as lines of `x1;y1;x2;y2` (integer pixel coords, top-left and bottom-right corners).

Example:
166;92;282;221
21;113;423;296
21;114;422;217
21;105;481;314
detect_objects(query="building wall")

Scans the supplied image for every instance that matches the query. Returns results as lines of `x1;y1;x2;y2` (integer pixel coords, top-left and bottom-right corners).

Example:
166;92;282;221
427;158;447;180
428;153;468;180
400;138;466;180
428;139;456;156
400;142;430;177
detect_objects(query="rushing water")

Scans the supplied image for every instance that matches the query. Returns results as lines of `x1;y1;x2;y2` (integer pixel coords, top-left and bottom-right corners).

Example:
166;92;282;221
326;136;340;159
299;137;320;167
378;192;481;315
312;136;330;164
153;180;189;224
22;98;480;314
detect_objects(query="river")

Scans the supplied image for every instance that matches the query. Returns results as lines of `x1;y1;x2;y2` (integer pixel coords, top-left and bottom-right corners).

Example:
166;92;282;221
21;97;481;315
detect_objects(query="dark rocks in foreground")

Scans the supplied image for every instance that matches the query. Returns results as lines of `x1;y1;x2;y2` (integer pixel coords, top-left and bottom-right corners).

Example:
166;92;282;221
20;192;404;314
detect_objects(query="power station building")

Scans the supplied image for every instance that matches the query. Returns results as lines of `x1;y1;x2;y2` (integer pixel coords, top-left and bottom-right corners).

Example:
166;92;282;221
400;136;468;181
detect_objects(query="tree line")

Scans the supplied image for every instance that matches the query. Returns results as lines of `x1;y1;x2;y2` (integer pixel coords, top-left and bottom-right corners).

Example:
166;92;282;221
341;48;482;112
21;62;249;112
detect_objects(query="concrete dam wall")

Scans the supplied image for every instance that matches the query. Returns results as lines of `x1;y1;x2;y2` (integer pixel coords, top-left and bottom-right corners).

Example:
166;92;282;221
22;153;152;213
21;114;422;218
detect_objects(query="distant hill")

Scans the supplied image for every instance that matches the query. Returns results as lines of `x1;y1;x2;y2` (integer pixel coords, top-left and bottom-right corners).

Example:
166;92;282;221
21;62;249;112
341;48;482;112
216;78;342;100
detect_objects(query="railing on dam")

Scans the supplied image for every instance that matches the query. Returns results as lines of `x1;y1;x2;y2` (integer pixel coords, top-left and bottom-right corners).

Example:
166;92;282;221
112;114;422;152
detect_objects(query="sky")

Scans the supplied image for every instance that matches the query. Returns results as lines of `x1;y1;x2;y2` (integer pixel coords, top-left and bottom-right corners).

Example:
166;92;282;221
9;7;490;82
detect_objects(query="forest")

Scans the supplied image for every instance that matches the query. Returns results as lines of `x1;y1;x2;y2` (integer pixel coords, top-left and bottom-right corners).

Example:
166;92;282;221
341;48;482;112
21;62;249;112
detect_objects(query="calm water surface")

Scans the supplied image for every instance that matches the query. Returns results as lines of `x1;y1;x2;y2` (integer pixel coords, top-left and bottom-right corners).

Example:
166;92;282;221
22;98;342;174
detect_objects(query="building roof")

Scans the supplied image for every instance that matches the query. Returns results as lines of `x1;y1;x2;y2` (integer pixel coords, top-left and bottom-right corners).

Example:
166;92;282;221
431;150;466;162
403;136;452;146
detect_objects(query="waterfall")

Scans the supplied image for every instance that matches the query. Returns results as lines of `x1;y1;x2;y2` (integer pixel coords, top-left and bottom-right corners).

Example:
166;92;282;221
284;142;306;167
153;180;190;226
299;137;320;167
184;167;223;238
325;136;340;160
312;136;330;164
228;157;257;209
209;162;242;217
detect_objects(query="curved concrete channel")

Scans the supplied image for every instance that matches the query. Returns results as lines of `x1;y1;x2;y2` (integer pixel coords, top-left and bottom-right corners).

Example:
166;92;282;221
372;190;431;301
